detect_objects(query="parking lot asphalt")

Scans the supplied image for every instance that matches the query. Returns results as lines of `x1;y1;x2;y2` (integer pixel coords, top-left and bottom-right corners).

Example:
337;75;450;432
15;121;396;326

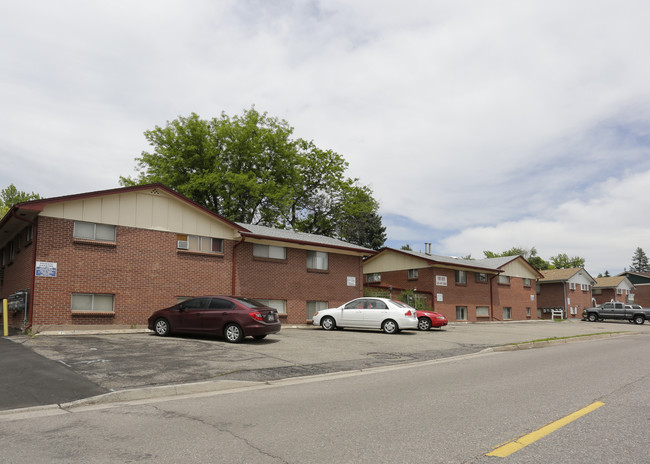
2;319;648;413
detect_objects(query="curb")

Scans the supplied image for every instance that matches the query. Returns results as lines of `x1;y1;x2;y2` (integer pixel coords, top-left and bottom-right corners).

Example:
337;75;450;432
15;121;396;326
491;331;636;351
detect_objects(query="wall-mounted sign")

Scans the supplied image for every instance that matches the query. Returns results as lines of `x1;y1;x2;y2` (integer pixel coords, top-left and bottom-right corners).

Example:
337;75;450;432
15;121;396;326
36;261;57;277
436;275;447;286
347;276;356;287
437;293;443;302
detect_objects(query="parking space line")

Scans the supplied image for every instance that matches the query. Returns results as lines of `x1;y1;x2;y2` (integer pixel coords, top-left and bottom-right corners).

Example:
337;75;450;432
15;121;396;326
487;401;605;458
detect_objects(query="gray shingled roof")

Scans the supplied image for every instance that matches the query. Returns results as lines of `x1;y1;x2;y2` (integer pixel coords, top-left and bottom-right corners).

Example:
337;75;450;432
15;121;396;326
237;223;374;253
395;249;516;271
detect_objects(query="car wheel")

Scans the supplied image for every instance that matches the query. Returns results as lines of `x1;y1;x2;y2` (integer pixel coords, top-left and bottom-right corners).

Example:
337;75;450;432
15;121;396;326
382;319;399;334
587;313;598;322
253;334;267;340
321;316;336;331
154;318;170;336
418;317;432;331
224;323;244;343
633;315;645;325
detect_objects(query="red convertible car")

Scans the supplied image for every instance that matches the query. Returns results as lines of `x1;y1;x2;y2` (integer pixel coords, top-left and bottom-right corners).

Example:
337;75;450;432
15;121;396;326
416;310;448;330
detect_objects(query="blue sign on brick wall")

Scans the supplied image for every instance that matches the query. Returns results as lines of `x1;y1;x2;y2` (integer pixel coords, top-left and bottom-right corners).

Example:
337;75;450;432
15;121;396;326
35;261;57;277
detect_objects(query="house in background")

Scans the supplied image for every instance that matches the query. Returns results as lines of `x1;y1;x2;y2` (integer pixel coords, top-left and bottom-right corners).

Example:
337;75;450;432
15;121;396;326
536;268;596;319
0;184;373;333
616;271;650;307
362;248;542;322
592;276;635;305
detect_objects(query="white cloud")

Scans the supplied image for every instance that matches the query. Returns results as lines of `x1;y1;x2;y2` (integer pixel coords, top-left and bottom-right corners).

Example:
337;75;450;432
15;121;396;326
2;0;650;271
440;168;650;275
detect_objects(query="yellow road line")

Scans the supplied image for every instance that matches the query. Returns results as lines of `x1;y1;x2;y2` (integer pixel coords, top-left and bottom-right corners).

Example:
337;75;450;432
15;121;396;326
487;401;605;458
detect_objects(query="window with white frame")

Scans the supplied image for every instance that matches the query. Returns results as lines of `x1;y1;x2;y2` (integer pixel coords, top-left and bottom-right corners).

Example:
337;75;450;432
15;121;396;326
255;299;286;314
73;221;116;241
71;293;115;313
456;306;467;321
307;251;328;270
366;273;381;283
526;307;531;317
455;270;466;285
581;284;589;291
502;307;512;320
569;282;576;290
253;244;286;259
476;306;490;317
307;301;328;319
498;275;510;285
176;234;223;253
408;269;419;279
523;278;531;287
475;273;488;283
617;288;623;295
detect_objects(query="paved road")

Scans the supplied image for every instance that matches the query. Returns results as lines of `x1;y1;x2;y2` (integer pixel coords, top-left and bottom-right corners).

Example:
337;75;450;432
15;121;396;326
1;319;647;412
1;335;648;463
0;337;106;410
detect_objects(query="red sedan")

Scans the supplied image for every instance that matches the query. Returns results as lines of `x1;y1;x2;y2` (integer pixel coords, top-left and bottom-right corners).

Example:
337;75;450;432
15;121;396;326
148;296;281;343
416;310;448;331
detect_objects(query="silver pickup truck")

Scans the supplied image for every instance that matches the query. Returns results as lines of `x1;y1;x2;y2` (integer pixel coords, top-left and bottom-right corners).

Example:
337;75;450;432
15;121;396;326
582;302;650;325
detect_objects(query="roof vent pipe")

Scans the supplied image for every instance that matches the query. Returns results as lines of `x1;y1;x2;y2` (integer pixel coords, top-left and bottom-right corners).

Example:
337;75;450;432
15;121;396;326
424;243;431;255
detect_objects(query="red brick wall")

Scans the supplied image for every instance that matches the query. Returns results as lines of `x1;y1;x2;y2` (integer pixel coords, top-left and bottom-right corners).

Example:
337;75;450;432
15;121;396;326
235;242;363;324
30;216;234;330
593;289;627;305
4;217;366;331
537;282;592;319
537;282;566;312
492;277;536;321
369;267;537;322
631;285;650;307
565;285;595;317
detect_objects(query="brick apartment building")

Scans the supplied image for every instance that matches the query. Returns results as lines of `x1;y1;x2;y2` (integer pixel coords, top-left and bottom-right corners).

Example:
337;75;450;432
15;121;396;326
592;276;635;305
617;271;650;307
363;248;542;322
536;268;596;319
0;184;373;333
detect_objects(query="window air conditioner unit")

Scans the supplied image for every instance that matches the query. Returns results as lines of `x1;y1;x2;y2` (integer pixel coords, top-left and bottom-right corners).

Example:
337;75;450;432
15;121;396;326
177;240;189;249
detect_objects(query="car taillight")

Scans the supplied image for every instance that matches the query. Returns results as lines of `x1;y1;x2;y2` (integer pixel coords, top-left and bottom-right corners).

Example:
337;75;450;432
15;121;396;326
249;311;264;321
405;310;413;316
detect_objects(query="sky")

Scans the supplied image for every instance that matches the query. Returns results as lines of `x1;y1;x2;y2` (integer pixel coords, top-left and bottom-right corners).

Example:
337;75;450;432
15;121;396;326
2;0;649;277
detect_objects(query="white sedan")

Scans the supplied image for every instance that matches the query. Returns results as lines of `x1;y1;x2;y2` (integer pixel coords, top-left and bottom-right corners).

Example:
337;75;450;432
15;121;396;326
312;297;419;334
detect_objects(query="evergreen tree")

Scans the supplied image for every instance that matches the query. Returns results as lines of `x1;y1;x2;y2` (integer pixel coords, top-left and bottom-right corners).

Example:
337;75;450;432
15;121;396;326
630;247;650;272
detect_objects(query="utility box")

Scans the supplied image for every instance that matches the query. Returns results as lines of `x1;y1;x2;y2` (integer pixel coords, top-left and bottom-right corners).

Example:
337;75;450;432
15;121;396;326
8;291;28;312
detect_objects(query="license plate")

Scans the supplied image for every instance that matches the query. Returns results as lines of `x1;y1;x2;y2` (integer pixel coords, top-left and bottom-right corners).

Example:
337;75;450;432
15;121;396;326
267;314;274;322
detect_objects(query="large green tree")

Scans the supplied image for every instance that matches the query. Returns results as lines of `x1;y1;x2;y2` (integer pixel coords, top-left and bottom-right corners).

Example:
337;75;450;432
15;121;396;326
550;253;585;269
482;247;586;270
121;108;386;249
483;246;551;270
630;247;650;272
1;184;41;215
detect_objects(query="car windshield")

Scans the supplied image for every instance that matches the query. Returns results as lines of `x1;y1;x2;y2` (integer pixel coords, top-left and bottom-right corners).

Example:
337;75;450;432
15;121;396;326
234;297;269;309
391;300;415;309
